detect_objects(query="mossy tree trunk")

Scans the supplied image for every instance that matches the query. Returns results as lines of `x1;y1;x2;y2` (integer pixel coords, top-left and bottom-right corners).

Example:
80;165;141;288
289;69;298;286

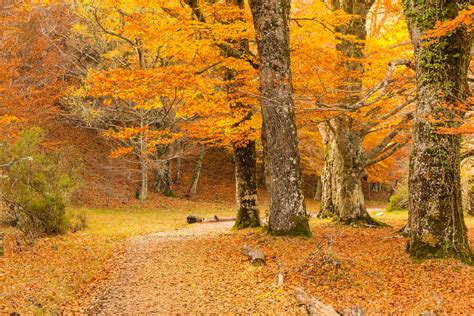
249;0;310;236
403;0;472;261
234;141;260;228
185;0;260;227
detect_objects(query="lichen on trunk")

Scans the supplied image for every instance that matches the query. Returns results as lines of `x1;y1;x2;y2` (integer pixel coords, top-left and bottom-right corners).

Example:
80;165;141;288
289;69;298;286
234;141;260;229
249;0;310;236
403;0;472;261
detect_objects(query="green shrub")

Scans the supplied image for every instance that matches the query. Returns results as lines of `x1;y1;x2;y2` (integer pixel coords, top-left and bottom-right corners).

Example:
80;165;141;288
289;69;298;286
0;127;82;236
67;209;88;232
387;184;408;212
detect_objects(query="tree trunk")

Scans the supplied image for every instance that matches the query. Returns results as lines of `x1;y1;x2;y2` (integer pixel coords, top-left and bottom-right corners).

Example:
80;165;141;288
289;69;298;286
403;0;472;261
153;159;173;196
234;141;261;228
314;176;322;201
175;156;182;184
468;191;474;216
318;123;334;218
331;119;377;225
188;146;205;196
249;0;310;236
135;155;148;201
319;0;379;225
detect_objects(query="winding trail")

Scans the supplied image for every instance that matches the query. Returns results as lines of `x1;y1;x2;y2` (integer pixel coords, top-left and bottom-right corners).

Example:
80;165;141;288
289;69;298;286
86;222;297;314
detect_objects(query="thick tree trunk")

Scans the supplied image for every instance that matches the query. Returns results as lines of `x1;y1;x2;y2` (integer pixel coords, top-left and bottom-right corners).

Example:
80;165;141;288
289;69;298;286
188;146;205;196
234;141;260;228
331;119;377;225
403;0;472;260
319;0;379;225
135;156;148;201
249;0;310;236
153;160;173;196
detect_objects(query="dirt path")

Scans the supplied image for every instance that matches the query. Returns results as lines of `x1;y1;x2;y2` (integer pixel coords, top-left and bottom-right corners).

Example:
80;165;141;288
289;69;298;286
86;222;298;314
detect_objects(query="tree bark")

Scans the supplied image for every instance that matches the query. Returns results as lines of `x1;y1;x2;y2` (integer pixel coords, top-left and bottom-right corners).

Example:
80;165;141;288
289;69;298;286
331;119;377;224
135;155;148;201
188;146;205;196
314;176;322;201
175;156;182;184
318;123;334;218
249;0;310;236
403;0;472;261
234;141;261;228
153;159;173;196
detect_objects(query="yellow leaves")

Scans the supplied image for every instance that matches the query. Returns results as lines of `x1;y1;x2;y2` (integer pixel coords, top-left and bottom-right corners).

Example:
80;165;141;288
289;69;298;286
0;115;19;125
110;146;133;158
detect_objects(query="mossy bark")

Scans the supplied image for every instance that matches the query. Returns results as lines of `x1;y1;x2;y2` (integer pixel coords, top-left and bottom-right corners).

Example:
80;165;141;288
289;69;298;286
249;0;310;236
403;0;472;261
234;141;260;229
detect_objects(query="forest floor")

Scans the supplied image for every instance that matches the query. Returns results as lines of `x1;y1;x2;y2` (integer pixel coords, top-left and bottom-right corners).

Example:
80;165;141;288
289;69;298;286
1;203;473;314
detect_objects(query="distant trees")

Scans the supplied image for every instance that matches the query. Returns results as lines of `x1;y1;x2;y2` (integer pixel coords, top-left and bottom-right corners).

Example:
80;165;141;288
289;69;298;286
64;1;224;201
249;0;310;236
403;0;472;260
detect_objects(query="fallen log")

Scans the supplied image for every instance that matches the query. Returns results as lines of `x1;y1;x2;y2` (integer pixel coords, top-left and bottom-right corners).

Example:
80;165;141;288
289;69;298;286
294;287;339;316
241;244;266;265
186;215;236;224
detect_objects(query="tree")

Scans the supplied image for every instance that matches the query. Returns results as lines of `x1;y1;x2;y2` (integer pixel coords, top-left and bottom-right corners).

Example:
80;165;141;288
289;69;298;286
403;1;472;260
290;0;414;224
249;0;310;236
182;0;261;228
65;0;225;200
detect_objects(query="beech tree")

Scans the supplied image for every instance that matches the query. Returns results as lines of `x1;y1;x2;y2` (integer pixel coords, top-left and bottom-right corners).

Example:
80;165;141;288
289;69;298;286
183;0;261;228
402;1;472;260
249;0;310;236
290;0;414;224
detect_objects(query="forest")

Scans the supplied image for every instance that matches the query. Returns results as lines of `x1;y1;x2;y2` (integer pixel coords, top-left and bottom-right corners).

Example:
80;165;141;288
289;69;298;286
0;0;473;314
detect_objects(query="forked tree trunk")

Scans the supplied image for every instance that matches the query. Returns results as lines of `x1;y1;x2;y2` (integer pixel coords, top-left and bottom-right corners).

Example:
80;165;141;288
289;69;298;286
403;0;471;260
234;141;260;228
188;146;205;196
249;0;310;236
135;155;148;201
319;0;379;225
331;119;376;225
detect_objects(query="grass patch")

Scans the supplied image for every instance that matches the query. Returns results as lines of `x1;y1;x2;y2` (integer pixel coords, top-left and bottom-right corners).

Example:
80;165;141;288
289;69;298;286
82;202;236;238
1;200;237;314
